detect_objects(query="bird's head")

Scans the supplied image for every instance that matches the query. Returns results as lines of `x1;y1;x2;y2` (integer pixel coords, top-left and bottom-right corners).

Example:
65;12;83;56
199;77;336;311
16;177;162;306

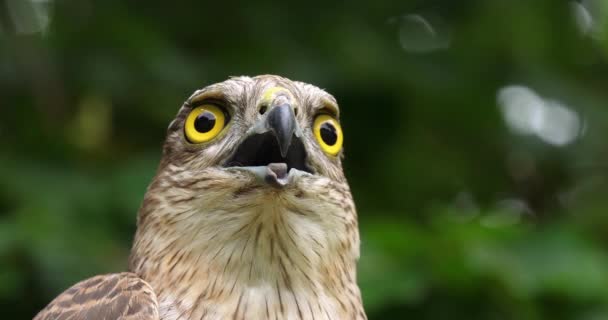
131;75;359;283
160;75;345;185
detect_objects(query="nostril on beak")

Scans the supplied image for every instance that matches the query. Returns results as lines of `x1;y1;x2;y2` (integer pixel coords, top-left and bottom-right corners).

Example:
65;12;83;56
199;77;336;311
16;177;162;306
259;105;268;115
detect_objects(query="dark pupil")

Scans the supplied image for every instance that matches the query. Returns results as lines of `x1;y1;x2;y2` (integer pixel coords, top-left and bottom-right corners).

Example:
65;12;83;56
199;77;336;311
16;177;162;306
194;111;216;133
320;122;338;146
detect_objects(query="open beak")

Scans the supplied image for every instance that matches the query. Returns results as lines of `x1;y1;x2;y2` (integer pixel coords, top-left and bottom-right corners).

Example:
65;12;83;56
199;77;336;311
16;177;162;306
224;103;312;187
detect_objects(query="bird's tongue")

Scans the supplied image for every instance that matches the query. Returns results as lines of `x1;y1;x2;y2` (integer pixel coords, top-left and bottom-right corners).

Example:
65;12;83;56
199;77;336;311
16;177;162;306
265;163;289;187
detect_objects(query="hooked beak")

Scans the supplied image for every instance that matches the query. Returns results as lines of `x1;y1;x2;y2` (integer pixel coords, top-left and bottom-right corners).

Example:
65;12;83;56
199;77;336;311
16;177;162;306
224;103;312;187
266;104;297;157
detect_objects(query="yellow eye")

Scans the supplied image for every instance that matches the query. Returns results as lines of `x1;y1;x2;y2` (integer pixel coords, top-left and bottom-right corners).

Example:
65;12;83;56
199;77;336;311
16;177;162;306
313;114;343;156
184;104;227;143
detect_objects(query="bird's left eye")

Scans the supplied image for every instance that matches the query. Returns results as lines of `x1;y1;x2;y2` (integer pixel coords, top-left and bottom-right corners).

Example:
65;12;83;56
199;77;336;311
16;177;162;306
313;114;343;156
185;104;227;143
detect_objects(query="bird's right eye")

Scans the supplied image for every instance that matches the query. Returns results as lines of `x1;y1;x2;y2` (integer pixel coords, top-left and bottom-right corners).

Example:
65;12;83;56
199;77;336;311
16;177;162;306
184;105;228;143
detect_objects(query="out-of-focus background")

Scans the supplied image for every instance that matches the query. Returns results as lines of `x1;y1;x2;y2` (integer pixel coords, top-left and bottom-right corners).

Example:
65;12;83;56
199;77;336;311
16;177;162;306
2;0;608;319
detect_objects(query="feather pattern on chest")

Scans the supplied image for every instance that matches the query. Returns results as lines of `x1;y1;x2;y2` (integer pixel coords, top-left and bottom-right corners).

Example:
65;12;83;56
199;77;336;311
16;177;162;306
130;166;363;320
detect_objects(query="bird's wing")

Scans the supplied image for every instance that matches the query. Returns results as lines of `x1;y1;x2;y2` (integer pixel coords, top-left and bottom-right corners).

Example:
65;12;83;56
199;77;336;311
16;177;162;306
34;272;159;320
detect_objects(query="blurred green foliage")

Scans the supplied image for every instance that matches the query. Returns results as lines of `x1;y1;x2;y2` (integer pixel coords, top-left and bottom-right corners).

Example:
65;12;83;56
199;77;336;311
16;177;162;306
2;0;608;319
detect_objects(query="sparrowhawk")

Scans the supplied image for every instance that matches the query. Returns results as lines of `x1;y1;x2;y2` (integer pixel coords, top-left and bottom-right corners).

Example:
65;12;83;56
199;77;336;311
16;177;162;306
35;75;366;320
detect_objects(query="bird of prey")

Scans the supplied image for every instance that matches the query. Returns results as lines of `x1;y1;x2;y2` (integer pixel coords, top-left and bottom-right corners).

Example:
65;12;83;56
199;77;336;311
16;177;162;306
35;75;366;320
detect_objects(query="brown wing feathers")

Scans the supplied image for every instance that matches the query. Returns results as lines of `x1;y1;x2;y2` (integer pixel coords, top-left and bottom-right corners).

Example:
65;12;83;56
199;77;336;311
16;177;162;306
34;272;159;320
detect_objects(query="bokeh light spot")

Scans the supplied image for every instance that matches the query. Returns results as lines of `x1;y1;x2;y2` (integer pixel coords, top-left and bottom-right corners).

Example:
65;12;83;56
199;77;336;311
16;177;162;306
6;0;53;35
392;13;451;53
571;1;594;35
498;85;582;146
